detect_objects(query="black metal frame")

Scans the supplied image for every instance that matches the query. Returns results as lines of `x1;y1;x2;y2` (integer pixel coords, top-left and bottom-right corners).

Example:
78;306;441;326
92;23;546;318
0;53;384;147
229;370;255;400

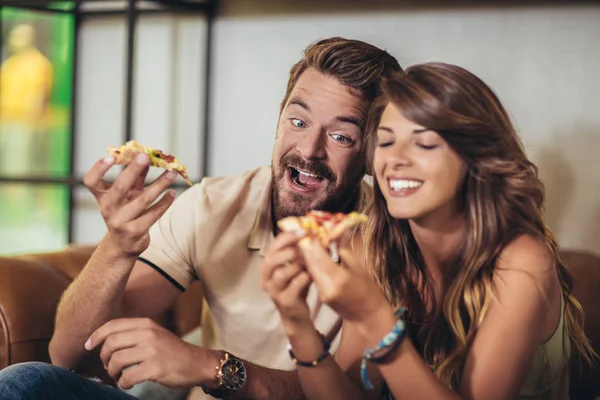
0;0;216;243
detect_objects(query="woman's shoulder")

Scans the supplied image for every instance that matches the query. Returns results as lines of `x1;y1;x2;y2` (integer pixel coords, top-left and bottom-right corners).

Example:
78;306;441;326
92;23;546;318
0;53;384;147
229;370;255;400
496;234;555;282
491;233;560;316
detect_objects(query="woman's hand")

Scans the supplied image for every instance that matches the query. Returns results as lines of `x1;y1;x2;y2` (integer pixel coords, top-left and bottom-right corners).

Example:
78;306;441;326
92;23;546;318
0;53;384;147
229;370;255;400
299;238;393;329
261;231;314;332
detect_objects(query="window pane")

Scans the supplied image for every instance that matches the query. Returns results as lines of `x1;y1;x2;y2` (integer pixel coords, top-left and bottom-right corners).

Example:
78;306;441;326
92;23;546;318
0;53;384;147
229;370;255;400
72;186;106;245
133;15;207;184
48;2;76;11
74;16;126;180
0;183;69;255
0;7;74;178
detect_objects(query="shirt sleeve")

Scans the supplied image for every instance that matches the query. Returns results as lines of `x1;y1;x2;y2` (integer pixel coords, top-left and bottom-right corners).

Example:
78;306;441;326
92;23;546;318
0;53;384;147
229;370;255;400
138;182;205;291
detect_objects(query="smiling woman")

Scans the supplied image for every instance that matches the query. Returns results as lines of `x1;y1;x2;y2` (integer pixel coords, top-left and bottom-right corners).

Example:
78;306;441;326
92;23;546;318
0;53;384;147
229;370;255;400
262;61;597;400
372;102;466;223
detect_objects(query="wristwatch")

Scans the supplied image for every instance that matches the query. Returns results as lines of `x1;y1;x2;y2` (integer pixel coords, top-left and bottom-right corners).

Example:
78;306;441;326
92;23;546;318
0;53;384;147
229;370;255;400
202;352;247;398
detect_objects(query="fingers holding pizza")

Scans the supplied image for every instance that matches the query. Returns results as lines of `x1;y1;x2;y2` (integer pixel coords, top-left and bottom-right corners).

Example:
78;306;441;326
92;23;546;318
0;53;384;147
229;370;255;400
271;210;387;324
83;140;192;258
277;210;367;262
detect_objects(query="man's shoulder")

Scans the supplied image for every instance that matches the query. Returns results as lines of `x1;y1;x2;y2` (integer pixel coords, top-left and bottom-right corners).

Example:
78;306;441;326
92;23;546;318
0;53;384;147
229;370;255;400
174;166;271;215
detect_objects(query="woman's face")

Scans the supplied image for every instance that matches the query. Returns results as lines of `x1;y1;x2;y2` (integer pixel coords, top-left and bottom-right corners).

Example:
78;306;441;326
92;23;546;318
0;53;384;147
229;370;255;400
373;102;466;223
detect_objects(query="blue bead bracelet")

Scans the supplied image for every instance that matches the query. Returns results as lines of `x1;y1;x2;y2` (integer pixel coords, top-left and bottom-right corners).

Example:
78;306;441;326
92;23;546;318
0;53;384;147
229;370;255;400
361;307;407;389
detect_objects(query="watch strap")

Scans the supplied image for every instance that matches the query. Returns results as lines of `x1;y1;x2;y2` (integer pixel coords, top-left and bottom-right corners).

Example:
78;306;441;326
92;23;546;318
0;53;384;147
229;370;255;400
202;384;235;398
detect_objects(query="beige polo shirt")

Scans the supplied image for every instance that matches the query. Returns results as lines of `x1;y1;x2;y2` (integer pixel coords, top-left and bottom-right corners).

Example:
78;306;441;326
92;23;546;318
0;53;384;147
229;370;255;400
139;166;344;399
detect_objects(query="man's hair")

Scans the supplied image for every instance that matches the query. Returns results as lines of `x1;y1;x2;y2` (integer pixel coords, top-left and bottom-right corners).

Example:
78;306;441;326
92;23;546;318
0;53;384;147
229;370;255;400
280;37;401;113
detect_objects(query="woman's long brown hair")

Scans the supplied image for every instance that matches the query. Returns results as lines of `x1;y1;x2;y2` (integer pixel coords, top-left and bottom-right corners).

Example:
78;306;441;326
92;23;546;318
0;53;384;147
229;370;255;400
362;63;596;388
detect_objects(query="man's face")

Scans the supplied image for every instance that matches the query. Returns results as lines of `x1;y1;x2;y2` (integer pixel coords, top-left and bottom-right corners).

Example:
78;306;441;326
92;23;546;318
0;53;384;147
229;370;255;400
271;68;368;221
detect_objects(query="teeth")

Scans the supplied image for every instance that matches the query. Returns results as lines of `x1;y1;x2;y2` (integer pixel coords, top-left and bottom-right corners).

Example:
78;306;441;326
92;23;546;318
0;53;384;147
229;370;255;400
389;179;422;190
297;169;320;178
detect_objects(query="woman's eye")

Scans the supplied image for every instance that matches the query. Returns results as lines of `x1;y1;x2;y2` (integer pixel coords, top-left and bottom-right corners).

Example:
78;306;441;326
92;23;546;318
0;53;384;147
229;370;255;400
377;141;392;148
291;118;306;128
417;143;438;150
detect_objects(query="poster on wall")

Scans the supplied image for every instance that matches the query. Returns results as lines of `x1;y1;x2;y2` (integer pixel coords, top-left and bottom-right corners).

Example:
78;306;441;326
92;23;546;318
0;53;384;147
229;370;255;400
0;3;74;255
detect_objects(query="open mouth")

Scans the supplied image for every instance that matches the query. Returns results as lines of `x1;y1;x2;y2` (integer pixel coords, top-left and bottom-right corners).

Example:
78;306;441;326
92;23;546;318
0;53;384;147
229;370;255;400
288;167;325;190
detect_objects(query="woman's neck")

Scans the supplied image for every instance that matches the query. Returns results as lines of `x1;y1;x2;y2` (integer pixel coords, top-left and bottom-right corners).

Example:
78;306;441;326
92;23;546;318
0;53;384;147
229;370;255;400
409;204;466;284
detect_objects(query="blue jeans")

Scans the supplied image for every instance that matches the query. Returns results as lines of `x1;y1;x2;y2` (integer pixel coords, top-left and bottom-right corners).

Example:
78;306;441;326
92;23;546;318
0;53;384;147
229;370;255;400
0;362;136;400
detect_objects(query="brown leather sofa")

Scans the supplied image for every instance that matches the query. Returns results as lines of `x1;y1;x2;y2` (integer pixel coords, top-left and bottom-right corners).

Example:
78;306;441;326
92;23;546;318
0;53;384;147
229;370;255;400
0;245;205;386
0;246;598;398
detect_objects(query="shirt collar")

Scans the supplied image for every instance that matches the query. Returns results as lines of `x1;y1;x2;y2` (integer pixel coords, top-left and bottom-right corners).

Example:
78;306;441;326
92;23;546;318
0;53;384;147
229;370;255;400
247;172;274;256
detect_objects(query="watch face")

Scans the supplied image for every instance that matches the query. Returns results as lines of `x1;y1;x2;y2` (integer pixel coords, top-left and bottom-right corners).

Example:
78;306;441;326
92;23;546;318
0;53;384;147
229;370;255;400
221;358;246;390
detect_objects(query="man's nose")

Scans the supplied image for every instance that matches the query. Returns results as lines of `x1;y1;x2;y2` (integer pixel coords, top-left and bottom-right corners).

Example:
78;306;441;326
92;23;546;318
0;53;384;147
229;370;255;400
296;128;326;160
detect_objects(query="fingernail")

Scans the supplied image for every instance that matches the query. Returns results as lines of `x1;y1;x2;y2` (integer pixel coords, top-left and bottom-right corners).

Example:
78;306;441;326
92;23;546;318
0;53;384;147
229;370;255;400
103;155;114;164
166;189;175;198
136;153;149;165
166;171;178;180
294;229;305;237
85;338;92;350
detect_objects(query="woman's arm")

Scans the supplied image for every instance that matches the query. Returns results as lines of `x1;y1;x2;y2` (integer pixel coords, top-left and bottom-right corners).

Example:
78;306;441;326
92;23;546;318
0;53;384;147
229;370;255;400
301;235;560;400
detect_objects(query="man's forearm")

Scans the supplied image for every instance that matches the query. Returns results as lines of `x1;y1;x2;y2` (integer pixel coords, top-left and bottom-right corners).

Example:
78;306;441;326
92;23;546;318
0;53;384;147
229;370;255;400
238;362;305;400
49;235;136;369
199;349;305;400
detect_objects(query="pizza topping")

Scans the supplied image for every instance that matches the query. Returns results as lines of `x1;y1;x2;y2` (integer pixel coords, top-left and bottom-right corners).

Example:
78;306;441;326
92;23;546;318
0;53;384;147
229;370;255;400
277;210;367;248
107;140;193;186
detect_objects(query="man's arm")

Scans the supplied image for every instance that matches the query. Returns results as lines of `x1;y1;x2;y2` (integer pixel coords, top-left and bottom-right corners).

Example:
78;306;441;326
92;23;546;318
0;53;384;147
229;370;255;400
49;153;179;369
86;315;308;400
49;238;181;369
221;359;305;400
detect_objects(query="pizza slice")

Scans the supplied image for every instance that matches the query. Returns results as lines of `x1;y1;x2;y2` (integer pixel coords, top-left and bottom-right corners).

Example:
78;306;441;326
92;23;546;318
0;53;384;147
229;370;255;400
107;140;193;186
277;210;367;248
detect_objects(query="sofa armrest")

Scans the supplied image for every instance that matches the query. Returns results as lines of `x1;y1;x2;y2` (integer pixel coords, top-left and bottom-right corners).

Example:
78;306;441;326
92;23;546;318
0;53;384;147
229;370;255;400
0;255;73;368
0;246;115;384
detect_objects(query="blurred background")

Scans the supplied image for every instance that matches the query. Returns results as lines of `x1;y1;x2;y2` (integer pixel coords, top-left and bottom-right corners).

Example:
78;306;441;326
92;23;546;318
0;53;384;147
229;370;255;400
0;0;598;256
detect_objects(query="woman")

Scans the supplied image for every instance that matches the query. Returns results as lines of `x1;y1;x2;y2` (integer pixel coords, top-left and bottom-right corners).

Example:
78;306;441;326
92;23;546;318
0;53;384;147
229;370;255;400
260;62;595;400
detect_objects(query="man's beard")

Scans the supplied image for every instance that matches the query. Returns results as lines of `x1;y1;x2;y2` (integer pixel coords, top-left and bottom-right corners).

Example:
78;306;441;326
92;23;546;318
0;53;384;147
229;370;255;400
271;153;361;222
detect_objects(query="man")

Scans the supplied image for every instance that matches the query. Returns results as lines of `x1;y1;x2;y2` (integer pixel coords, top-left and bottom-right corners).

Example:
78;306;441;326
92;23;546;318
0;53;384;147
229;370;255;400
0;37;400;400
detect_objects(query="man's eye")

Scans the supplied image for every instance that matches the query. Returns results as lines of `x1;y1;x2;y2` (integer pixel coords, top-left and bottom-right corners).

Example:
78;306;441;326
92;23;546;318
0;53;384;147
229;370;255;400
331;134;352;144
290;118;306;128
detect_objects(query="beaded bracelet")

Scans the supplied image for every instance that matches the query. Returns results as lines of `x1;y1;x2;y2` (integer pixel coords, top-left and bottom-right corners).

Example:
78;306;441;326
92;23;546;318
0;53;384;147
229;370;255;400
361;307;408;389
287;332;331;367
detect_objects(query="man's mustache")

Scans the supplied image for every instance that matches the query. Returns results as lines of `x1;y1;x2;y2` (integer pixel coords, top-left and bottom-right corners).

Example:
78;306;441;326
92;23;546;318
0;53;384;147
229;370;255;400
280;154;336;182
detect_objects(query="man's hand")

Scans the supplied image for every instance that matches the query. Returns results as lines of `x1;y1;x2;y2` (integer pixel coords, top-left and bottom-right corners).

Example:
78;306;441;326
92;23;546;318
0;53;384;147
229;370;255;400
260;231;313;331
83;153;177;258
86;318;217;390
